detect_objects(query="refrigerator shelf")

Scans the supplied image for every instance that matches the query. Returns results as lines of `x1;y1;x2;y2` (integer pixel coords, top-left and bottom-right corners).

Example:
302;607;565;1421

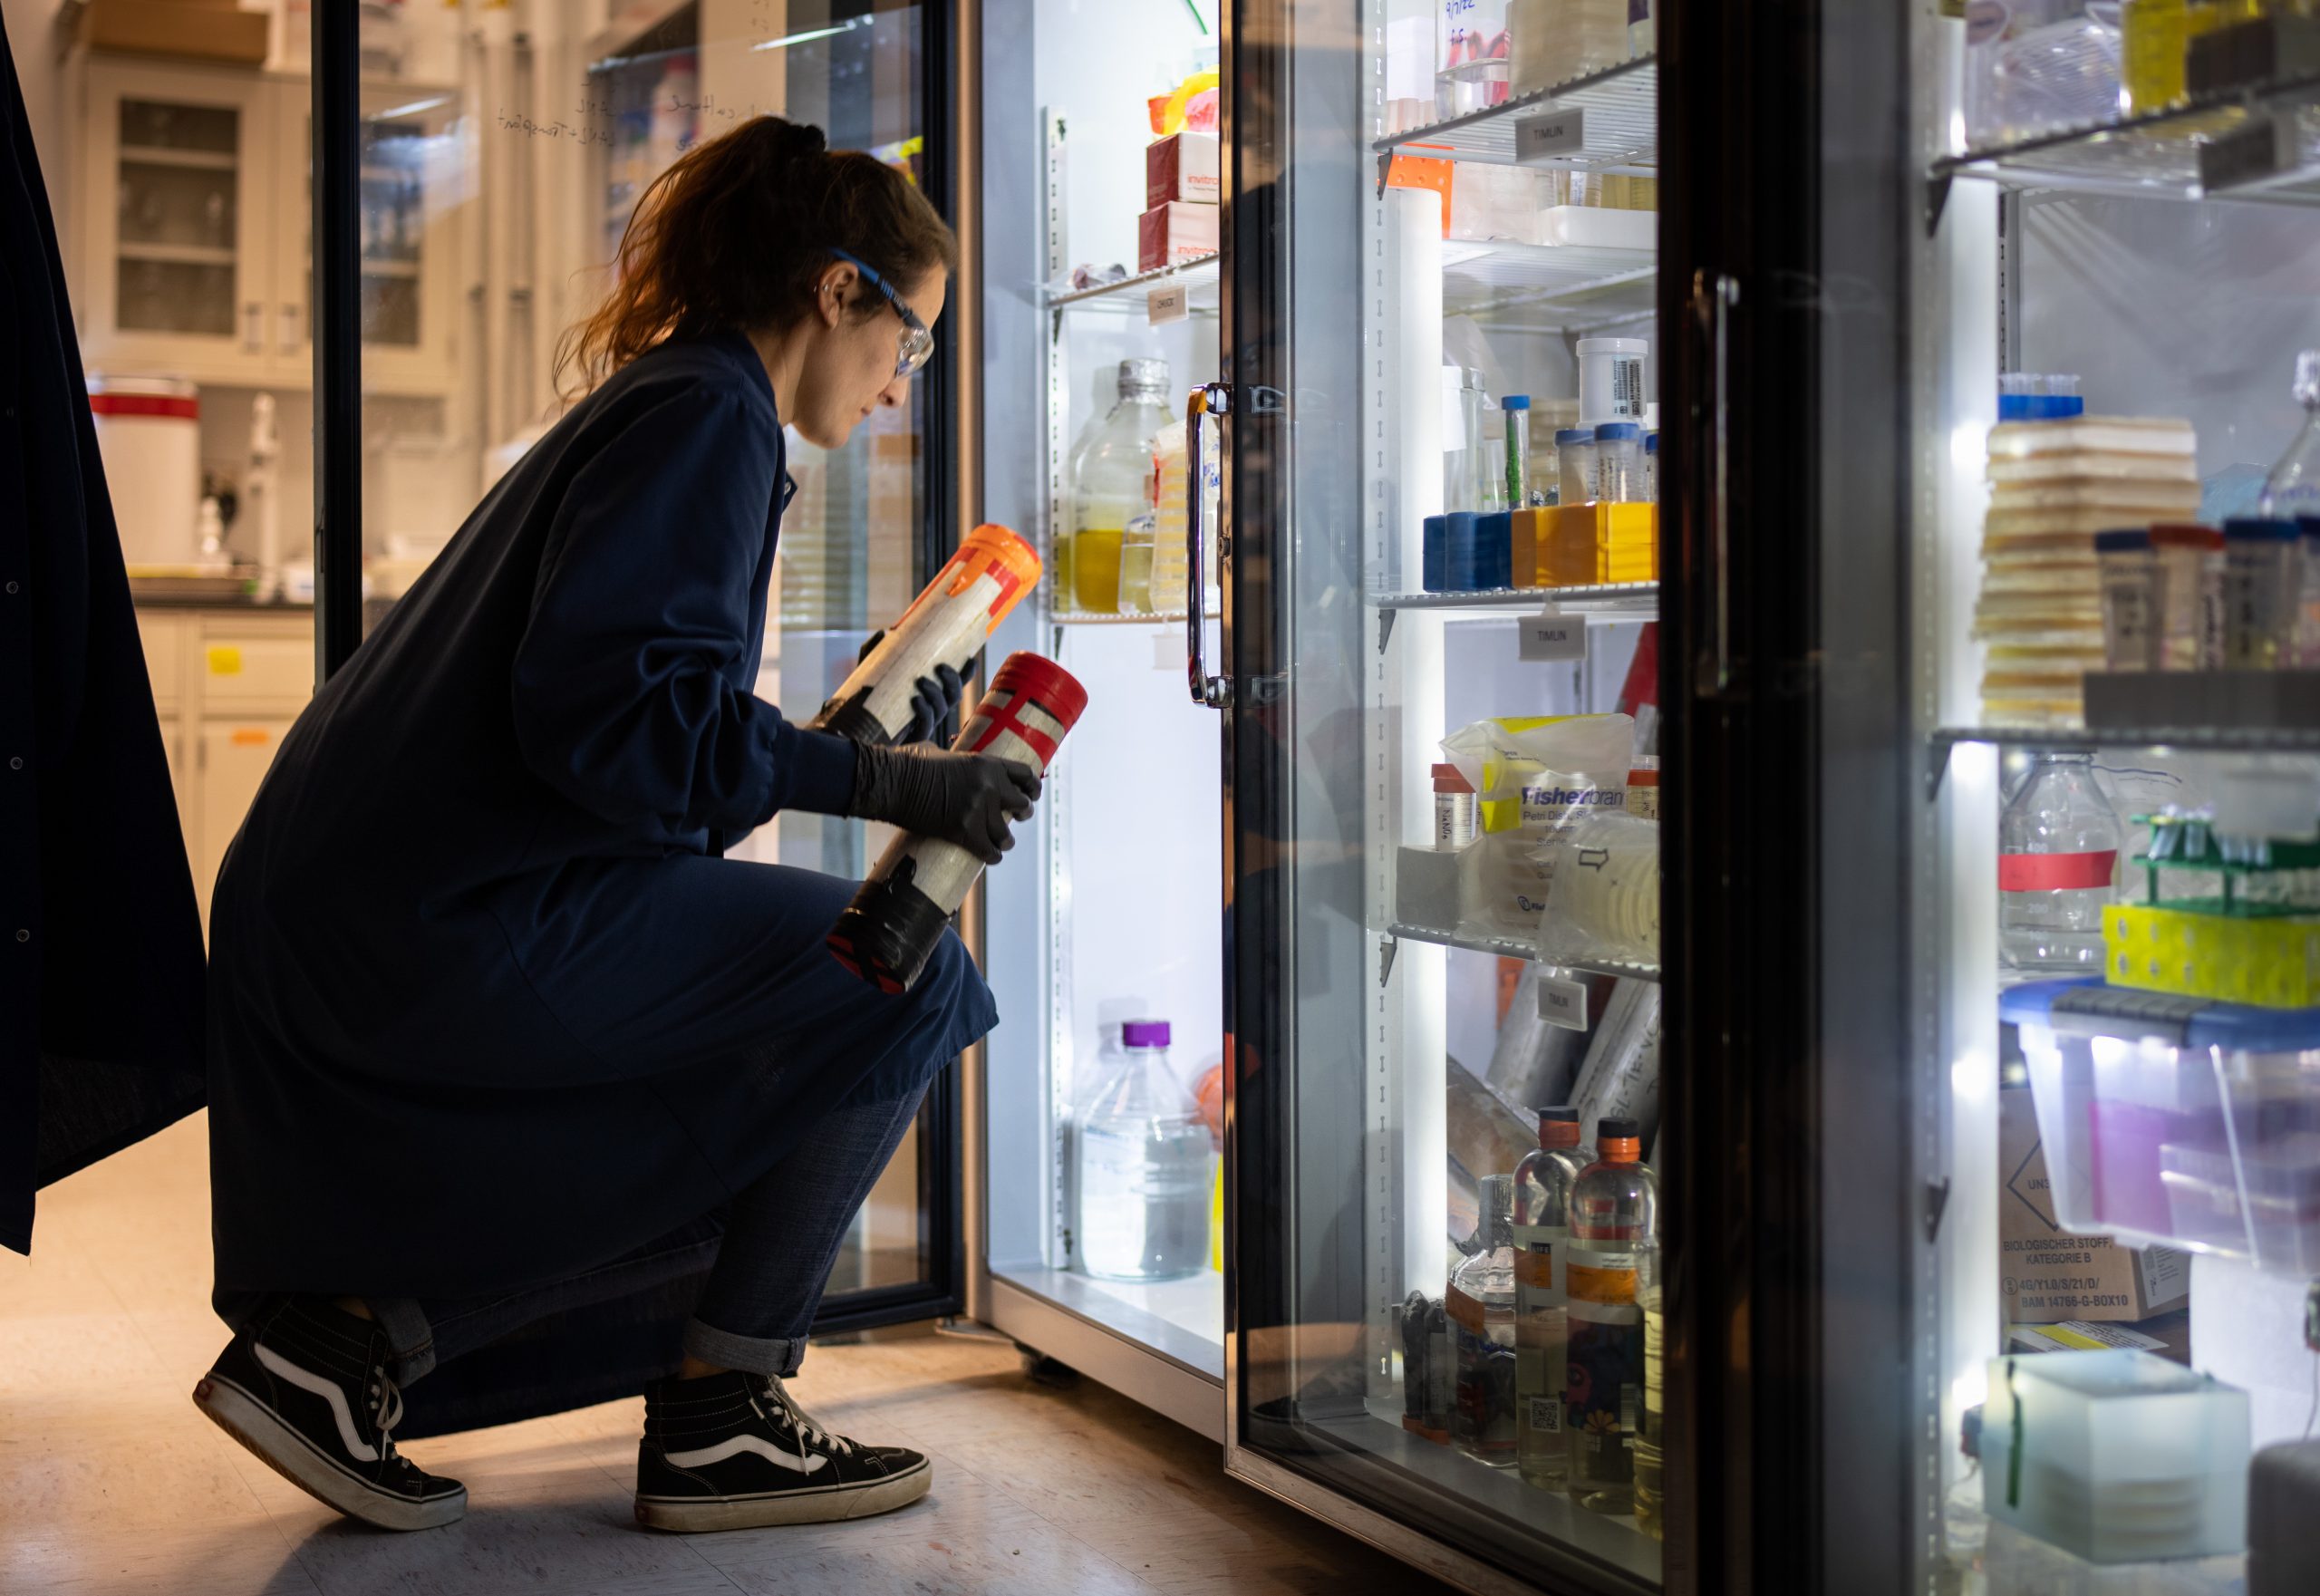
1046;253;1221;315
1929;77;2320;220
1372;580;1658;615
1385;922;1661;984
1051;609;1194;625
1441;240;1656;329
1928;723;2320;798
1372;56;1658;174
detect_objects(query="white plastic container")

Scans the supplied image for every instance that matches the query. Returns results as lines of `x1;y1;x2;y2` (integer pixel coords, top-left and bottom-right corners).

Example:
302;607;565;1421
1538;206;1656;251
1982;1349;2248;1563
1576;336;1648;427
88;375;201;568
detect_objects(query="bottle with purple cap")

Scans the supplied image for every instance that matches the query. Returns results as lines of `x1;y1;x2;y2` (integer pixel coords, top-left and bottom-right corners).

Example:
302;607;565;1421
1072;1019;1211;1282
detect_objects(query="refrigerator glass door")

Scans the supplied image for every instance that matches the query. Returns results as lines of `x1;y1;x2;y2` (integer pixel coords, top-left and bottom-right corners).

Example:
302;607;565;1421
973;0;1230;1436
1222;2;1669;1589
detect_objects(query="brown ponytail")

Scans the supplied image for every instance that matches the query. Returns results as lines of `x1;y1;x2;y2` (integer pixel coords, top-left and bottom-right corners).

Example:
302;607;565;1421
556;116;958;395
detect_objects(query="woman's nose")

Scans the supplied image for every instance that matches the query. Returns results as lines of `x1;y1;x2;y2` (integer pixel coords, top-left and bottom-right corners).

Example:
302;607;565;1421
877;375;910;409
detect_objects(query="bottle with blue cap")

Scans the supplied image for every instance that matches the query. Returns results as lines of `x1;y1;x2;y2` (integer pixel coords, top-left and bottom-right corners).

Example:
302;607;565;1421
2222;517;2302;670
1643;431;1659;503
1594;422;1643;504
1557;428;1597;507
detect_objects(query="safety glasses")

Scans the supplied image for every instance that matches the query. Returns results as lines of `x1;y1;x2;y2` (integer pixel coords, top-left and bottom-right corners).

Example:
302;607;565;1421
826;248;933;380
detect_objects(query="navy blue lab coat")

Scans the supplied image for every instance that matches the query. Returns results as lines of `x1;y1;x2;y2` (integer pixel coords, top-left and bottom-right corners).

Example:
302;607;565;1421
206;331;996;1429
2;11;208;1256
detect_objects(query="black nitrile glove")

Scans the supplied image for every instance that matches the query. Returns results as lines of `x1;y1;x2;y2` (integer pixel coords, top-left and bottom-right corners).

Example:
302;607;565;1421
856;631;977;746
848;740;1040;865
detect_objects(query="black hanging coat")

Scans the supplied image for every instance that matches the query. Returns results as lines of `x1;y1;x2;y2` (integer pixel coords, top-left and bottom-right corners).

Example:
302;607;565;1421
1;9;209;1256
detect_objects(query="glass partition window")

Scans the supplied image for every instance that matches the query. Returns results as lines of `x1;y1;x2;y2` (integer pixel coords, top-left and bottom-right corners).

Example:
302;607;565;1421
1232;2;1669;1587
342;0;939;1301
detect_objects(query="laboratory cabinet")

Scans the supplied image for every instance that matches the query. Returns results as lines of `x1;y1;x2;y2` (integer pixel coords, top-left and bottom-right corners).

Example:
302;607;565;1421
132;605;314;931
75;53;456;395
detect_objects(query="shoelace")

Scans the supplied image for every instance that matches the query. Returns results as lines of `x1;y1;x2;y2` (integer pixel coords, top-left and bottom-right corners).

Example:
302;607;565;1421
367;1365;408;1459
750;1375;855;1457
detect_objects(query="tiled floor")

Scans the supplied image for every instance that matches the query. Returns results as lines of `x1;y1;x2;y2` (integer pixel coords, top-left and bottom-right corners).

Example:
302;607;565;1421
3;1115;1455;1596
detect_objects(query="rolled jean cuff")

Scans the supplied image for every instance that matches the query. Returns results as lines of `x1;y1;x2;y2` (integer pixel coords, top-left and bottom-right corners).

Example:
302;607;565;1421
367;1296;439;1386
682;1317;805;1378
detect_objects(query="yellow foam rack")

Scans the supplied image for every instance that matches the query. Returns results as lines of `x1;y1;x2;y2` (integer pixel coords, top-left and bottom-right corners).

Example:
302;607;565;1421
1520;503;1659;588
2103;903;2320;1009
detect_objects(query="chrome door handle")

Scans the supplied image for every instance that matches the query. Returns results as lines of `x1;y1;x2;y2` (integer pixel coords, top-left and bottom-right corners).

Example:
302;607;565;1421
1186;382;1232;711
1690;270;1740;699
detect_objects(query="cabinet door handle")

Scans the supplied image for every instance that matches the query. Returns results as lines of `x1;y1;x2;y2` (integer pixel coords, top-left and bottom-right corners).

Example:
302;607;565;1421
242;301;265;353
1186;382;1232;711
1690;269;1741;700
277;302;303;353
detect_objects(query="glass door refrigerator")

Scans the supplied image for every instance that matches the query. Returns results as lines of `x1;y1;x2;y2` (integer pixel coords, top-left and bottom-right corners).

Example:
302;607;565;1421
969;1;1838;1591
1911;4;2320;1593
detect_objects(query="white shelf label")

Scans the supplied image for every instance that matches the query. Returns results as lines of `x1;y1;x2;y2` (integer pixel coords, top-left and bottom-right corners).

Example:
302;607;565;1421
1148;283;1190;325
1519;606;1586;662
1539;972;1589;1030
1515;109;1586;165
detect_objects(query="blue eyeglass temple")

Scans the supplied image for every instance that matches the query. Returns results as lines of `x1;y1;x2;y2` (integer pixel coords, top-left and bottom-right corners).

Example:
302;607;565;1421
826;247;930;360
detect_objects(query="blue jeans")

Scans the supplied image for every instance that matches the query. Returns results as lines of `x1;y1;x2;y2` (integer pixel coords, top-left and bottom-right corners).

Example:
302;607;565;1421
368;1075;932;1387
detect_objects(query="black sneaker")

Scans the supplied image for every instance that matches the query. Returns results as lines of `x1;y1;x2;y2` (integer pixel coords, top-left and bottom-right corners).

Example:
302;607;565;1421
633;1369;931;1532
192;1297;466;1532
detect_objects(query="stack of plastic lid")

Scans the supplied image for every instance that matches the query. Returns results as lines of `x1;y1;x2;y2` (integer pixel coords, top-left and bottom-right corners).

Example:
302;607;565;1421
1976;414;2199;725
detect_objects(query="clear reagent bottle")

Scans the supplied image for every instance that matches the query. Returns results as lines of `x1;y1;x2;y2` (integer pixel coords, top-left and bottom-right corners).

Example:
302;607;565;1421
1567;1116;1657;1514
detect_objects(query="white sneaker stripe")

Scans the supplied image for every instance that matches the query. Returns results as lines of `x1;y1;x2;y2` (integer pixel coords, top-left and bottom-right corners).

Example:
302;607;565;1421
254;1342;381;1464
664;1434;830;1475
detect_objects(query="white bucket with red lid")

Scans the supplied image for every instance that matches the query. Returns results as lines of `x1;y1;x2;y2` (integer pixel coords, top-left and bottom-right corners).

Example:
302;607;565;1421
88;375;202;568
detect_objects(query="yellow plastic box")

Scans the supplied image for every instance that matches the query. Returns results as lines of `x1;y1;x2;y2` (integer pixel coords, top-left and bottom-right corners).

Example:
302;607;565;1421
2103;903;2320;1009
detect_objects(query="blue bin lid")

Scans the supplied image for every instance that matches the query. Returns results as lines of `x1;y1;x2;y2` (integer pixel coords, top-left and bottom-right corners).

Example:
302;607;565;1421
1999;977;2320;1051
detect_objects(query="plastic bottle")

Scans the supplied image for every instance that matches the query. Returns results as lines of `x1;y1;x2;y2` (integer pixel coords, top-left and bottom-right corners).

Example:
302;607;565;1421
2121;0;2192;113
1073;1020;1210;1281
1513;1108;1590;1490
1557;428;1597;506
1643;430;1658;502
2222;517;2301;669
1997;752;2122;972
1593;422;1643;502
2260;351;2320;518
1634;1243;1665;1539
1577;336;1648;425
1566;1117;1656;1514
1449;1174;1519;1467
1068;359;1173;614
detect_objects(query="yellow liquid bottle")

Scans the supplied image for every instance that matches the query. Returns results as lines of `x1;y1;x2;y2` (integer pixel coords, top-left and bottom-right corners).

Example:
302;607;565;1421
1072;527;1125;613
2122;0;2192;114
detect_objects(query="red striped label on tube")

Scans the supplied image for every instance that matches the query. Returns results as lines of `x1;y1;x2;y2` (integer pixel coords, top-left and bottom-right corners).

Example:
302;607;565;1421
1998;850;2116;891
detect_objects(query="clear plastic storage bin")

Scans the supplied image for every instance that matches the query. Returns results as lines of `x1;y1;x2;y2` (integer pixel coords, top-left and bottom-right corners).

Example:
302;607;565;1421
1982;1349;2249;1565
2004;980;2320;1276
